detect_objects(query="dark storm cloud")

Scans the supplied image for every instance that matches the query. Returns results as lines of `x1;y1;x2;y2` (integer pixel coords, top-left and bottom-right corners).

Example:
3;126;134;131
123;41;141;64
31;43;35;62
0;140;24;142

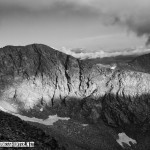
1;0;150;35
0;4;28;16
1;0;150;45
0;0;100;19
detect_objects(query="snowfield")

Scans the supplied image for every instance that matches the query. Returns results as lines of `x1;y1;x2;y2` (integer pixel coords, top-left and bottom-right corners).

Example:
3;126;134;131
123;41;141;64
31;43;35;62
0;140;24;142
0;102;70;125
116;132;137;148
13;114;70;125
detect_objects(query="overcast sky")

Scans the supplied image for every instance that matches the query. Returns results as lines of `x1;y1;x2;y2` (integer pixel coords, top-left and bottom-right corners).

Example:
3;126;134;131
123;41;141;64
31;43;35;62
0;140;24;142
0;0;149;51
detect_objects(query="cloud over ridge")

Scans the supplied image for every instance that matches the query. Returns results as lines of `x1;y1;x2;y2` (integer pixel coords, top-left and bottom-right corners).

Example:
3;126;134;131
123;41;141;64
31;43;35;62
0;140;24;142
60;47;150;59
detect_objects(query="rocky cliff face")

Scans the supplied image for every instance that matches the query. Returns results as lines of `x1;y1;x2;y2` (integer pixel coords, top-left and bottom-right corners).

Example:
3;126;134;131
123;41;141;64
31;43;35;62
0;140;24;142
1;44;150;129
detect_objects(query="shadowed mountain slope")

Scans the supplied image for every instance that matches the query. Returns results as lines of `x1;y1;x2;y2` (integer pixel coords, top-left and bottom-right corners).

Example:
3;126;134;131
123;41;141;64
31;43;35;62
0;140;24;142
128;53;150;73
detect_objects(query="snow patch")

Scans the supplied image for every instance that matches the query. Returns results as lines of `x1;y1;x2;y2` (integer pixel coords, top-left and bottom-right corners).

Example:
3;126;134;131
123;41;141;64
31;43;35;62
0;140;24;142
96;63;117;70
12;114;70;125
40;108;43;112
116;132;137;148
82;124;88;127
0;104;70;125
110;65;116;70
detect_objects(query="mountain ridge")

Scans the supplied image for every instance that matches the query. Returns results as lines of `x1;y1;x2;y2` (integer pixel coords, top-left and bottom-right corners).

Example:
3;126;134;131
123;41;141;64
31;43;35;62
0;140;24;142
0;44;150;149
0;44;150;123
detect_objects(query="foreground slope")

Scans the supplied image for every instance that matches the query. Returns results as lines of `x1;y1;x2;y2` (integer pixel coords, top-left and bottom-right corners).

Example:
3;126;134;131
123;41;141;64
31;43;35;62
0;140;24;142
0;110;66;150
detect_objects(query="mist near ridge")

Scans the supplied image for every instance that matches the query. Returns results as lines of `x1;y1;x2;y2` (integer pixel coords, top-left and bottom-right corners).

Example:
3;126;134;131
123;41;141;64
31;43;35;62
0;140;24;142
60;47;150;59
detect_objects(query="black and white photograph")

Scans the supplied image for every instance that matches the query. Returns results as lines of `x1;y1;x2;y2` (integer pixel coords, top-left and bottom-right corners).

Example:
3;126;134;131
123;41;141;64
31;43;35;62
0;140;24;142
0;0;150;149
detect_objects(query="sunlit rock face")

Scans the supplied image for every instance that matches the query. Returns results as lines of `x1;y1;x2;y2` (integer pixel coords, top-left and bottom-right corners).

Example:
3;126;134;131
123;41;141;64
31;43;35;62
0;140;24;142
1;44;150;127
0;45;69;112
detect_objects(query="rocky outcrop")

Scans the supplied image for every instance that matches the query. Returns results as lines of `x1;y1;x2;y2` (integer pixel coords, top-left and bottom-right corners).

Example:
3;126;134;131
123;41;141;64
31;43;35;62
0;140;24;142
1;44;150;129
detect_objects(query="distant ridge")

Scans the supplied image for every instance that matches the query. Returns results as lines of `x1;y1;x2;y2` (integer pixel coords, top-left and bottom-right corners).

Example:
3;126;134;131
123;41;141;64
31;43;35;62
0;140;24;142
128;53;150;73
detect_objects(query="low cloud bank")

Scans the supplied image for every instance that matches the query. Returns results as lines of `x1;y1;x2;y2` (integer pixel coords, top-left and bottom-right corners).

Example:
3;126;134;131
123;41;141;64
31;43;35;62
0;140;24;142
59;47;150;59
